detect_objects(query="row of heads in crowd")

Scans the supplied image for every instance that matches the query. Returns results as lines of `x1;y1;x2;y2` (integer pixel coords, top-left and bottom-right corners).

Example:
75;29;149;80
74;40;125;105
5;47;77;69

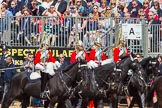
0;0;161;18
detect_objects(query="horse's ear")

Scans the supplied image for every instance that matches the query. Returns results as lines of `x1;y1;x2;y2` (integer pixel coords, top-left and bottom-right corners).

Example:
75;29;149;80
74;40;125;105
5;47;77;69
130;52;134;61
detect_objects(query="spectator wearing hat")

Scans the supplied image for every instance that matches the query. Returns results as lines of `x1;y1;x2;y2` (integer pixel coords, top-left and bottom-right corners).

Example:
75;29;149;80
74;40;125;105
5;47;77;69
70;40;90;64
34;40;61;98
2;56;17;103
0;44;9;69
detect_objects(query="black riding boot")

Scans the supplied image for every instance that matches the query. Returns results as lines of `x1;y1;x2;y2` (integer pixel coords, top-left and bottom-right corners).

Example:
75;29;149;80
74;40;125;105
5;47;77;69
40;72;48;98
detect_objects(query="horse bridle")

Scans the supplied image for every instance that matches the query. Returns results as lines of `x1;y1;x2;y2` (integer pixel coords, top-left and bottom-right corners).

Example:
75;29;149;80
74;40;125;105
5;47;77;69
58;63;88;96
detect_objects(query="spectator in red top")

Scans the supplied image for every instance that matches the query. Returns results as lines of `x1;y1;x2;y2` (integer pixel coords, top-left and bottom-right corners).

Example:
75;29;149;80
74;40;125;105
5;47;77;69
34;40;61;98
113;38;129;63
70;40;90;64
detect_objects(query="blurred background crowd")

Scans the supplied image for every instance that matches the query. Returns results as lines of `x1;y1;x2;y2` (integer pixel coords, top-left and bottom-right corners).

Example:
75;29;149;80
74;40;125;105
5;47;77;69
0;0;161;48
0;0;162;18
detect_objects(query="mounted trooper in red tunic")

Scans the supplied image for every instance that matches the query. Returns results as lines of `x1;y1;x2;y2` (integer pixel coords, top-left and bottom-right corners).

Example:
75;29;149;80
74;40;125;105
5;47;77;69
34;40;61;98
70;40;90;64
87;37;113;69
113;39;129;63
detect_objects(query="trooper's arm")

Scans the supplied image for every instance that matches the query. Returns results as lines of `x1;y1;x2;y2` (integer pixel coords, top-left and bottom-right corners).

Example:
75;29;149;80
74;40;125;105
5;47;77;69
76;51;84;59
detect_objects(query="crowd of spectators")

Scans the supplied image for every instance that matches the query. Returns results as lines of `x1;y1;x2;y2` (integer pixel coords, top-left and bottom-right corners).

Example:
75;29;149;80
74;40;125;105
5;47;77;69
0;0;161;49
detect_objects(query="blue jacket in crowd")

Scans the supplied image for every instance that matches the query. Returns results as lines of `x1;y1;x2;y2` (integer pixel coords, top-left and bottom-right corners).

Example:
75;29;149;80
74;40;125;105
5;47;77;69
4;63;17;83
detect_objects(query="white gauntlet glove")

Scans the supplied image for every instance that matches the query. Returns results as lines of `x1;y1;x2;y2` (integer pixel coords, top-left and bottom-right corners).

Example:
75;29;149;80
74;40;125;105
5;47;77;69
76;51;84;59
54;61;61;69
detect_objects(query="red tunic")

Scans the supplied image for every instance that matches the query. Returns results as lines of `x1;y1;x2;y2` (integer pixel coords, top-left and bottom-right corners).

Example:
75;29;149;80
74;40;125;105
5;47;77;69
34;50;56;65
89;49;107;61
113;47;129;63
70;50;90;64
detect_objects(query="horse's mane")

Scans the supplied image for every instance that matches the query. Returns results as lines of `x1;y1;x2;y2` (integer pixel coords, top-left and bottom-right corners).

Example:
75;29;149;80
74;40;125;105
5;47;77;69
117;57;132;69
62;62;78;73
94;63;115;73
94;63;115;85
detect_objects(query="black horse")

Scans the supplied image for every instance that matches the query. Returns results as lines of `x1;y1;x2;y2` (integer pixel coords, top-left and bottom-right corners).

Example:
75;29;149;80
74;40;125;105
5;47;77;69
72;56;139;108
125;56;159;108
126;68;146;108
1;61;85;108
139;57;159;82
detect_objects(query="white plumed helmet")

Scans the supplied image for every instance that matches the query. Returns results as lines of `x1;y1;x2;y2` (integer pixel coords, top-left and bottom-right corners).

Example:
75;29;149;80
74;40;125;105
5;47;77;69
76;40;83;46
40;40;49;49
95;37;101;44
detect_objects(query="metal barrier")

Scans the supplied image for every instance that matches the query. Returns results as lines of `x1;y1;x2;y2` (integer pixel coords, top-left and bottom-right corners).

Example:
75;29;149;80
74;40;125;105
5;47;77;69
0;16;161;57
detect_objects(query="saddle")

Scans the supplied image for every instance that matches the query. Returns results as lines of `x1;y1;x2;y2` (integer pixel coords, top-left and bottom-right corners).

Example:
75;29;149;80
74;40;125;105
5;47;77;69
26;71;41;82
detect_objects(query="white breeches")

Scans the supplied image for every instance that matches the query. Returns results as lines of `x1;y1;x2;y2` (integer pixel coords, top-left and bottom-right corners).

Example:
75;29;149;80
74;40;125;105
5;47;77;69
101;58;113;65
87;59;113;69
87;60;98;69
35;61;61;76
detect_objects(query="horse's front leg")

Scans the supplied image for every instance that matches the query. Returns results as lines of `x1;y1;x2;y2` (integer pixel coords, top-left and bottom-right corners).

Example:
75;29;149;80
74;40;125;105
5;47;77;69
128;97;135;108
110;93;118;108
137;92;145;108
57;99;68;108
21;96;30;108
81;98;89;108
141;93;145;108
49;97;58;108
94;99;104;108
44;99;50;108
